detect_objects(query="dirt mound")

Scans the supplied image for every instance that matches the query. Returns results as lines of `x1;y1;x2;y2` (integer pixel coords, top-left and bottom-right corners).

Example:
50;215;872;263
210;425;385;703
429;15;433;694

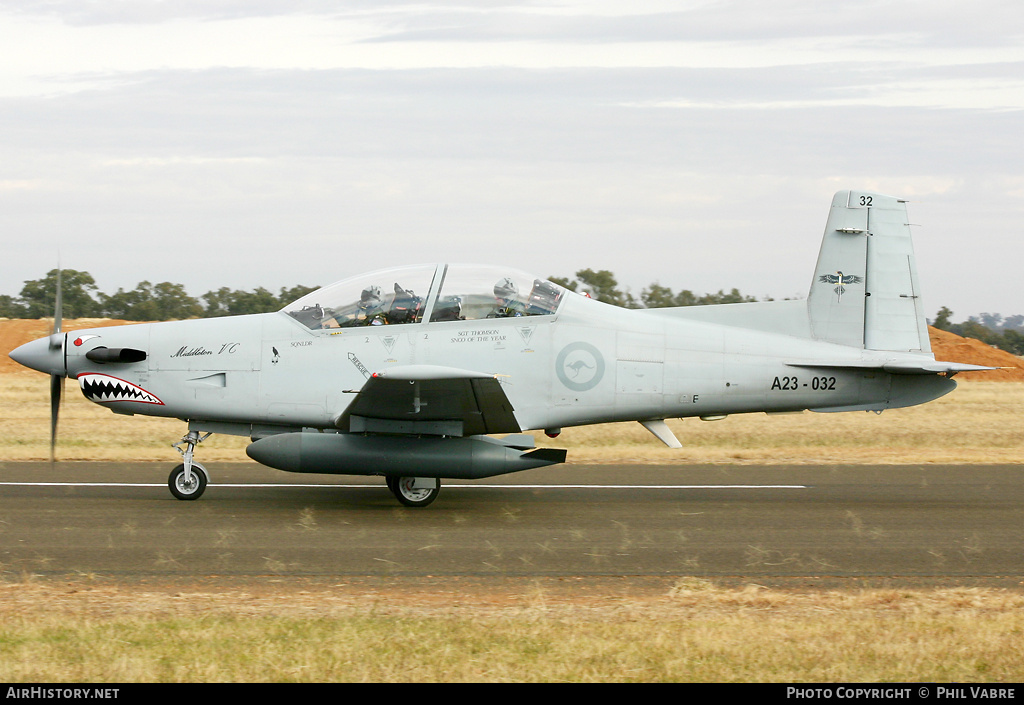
1;319;1021;380
928;326;1024;381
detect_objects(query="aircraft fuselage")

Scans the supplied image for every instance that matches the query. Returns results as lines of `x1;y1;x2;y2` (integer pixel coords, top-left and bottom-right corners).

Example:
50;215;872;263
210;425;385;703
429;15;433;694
56;290;955;439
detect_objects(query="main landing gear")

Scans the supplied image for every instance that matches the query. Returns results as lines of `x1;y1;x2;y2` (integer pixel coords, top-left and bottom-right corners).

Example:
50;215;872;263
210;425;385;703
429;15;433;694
169;430;211;501
386;476;441;508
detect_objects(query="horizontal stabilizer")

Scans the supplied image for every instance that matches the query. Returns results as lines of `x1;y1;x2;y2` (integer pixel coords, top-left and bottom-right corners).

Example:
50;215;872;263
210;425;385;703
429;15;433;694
787;359;997;376
879;361;998;375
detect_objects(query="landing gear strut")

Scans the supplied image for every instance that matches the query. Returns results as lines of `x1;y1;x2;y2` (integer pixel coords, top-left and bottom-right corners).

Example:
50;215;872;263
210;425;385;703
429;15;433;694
170;430;211;500
387;476;440;507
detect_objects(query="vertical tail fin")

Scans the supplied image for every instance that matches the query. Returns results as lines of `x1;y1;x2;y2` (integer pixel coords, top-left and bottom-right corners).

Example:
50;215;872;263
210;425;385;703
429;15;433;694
807;191;931;353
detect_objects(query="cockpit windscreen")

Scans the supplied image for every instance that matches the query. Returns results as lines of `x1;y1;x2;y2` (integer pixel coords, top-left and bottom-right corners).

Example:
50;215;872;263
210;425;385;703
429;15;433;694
283;264;436;330
283;264;564;329
430;265;563;322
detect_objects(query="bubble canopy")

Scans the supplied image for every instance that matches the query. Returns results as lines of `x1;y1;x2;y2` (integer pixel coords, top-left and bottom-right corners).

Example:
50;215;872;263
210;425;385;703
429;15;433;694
282;264;565;330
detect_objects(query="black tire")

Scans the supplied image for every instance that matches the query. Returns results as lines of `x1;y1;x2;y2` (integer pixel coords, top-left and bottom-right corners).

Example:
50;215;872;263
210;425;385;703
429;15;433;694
391;476;440;508
169;463;208;501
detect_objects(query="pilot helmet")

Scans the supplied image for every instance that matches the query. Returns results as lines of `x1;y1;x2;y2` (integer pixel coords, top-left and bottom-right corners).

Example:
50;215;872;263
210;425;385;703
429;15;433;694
359;285;382;310
494;278;518;301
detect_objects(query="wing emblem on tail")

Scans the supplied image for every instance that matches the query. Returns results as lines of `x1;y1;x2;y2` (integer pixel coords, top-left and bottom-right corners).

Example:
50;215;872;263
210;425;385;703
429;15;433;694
818;271;864;302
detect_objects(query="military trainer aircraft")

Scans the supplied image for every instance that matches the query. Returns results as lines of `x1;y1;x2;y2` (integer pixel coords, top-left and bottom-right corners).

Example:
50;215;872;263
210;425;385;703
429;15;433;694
10;191;992;506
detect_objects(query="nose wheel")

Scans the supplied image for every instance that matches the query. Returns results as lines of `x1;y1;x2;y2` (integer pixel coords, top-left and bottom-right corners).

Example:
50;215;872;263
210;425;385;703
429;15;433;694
169;462;209;500
169;430;212;501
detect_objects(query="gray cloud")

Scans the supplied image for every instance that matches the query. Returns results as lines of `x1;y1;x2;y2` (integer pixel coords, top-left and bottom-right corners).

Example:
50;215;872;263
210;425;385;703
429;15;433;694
1;3;1021;319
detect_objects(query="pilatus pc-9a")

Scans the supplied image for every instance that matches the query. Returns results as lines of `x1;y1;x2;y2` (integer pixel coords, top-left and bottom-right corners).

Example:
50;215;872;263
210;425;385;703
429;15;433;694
10;191;990;507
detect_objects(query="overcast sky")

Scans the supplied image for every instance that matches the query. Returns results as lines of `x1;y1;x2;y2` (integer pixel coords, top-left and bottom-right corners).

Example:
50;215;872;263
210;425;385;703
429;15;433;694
2;1;1022;320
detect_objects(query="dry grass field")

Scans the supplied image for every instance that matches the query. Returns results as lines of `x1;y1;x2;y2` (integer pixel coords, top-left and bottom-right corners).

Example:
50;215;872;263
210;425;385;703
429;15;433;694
2;578;1024;682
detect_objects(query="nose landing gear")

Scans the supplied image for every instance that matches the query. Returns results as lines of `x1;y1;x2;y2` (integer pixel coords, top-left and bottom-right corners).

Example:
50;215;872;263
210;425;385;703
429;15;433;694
169;430;212;500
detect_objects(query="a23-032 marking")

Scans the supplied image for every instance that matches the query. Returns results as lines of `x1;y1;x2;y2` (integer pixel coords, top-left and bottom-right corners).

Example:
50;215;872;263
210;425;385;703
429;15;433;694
771;375;837;391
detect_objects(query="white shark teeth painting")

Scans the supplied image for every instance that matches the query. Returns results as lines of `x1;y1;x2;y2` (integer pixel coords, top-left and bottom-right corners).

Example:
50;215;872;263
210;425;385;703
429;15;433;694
78;373;164;405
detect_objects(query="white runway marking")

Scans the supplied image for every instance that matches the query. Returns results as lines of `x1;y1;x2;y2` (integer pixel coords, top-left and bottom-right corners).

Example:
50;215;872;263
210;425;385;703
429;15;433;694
0;482;807;490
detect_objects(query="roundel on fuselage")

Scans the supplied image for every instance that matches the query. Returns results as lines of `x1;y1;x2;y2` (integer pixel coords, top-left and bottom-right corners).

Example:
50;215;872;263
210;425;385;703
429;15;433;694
555;342;605;392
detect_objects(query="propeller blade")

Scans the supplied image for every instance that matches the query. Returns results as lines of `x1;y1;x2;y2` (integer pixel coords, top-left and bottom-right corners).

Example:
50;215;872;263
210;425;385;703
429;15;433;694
50;373;63;464
49;265;64;464
50;266;63;348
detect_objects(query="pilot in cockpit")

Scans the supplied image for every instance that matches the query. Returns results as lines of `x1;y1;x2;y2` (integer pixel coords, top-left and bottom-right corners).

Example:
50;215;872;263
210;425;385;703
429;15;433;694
488;278;525;318
355;285;388;326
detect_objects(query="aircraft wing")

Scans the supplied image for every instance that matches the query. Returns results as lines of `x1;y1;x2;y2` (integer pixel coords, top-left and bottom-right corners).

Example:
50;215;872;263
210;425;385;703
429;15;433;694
786;360;998;375
334;365;521;436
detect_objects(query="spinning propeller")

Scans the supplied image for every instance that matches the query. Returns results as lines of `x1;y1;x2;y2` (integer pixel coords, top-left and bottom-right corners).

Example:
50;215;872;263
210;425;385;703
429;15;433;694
48;268;65;463
8;268;68;463
9;267;150;463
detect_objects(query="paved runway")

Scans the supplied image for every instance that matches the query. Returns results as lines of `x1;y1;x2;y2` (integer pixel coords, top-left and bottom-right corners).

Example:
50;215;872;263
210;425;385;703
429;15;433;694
1;461;1022;583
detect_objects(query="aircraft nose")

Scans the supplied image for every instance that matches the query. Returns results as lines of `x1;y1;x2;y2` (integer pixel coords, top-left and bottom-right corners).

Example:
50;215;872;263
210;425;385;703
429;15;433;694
9;336;65;376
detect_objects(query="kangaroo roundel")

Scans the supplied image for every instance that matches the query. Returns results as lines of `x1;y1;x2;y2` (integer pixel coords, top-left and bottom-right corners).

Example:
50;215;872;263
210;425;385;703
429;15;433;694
556;342;605;392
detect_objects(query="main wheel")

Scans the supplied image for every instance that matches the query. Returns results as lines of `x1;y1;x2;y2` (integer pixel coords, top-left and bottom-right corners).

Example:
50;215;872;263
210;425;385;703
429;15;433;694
391;476;440;508
169;463;208;501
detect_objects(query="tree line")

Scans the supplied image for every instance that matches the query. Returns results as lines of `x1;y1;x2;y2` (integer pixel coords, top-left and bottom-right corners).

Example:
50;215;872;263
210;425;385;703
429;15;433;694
2;268;1021;356
550;269;1024;355
0;267;763;321
549;268;759;308
0;269;319;321
932;307;1024;356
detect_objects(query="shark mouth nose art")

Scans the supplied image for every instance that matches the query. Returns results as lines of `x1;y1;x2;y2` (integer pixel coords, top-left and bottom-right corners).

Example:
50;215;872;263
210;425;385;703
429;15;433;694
78;373;164;405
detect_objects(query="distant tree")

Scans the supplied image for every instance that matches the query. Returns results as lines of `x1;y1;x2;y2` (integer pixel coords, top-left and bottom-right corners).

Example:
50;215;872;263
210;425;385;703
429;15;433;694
671;289;701;306
1001;329;1024;355
0;294;26;318
640;284;756;308
550;269;639;307
99;286;150;320
932;306;954;330
1003;315;1024;333
199;288;235;318
640;282;677;308
201;287;281;317
574;269;635;307
19;269;100;318
278;284;320;306
978;312;1004;330
951;319;999;346
100;281;203;321
698;288;757;305
929;306;1024;356
547;276;578;293
150;282;204;320
552;271;757;309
